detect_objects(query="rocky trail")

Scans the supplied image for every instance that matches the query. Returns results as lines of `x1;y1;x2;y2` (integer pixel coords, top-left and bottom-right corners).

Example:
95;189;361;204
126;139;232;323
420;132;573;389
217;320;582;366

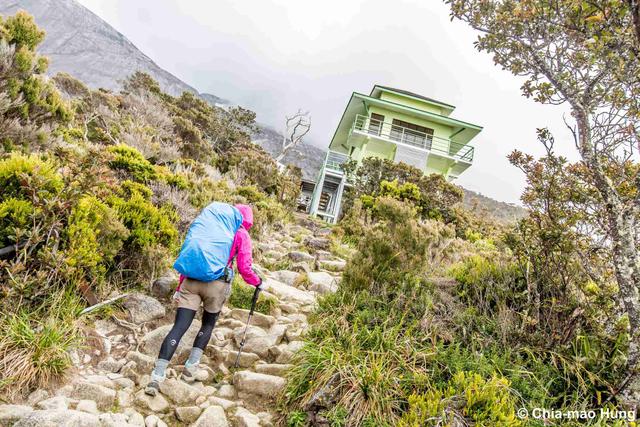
0;214;347;427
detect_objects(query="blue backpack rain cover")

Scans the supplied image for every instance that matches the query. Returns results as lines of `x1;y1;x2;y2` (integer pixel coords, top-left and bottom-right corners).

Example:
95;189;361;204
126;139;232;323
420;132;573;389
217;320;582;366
173;202;243;282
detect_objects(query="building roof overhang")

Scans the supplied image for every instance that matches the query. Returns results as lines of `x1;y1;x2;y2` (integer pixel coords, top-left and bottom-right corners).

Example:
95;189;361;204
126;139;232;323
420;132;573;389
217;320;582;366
371;85;456;115
329;92;483;151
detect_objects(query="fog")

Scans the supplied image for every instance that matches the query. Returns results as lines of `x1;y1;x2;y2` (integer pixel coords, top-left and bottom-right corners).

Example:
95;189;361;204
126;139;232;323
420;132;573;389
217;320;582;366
77;0;577;204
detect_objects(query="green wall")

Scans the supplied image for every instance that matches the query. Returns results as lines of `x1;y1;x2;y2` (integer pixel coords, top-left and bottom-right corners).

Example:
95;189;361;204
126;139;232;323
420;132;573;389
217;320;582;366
379;91;450;116
361;138;396;161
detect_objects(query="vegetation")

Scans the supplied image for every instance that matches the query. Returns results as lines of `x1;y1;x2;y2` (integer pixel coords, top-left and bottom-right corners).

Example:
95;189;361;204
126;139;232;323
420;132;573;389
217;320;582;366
228;275;277;315
282;188;630;425
2;5;639;426
0;12;298;397
447;0;640;406
280;1;640;422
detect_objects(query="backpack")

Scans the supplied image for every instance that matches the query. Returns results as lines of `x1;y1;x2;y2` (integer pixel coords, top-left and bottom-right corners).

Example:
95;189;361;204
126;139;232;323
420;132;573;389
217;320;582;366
173;202;243;282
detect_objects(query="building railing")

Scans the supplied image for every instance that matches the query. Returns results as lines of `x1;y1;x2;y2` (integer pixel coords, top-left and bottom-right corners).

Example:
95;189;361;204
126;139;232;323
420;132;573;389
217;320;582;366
324;150;350;172
352;114;474;162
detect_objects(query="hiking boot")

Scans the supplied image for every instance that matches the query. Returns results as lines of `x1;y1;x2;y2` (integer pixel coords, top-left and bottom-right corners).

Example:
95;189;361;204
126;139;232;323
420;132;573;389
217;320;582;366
181;364;197;383
144;380;160;396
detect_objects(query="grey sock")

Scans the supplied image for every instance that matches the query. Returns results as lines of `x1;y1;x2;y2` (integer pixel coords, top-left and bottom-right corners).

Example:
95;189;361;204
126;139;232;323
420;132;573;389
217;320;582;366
151;358;169;380
185;347;203;367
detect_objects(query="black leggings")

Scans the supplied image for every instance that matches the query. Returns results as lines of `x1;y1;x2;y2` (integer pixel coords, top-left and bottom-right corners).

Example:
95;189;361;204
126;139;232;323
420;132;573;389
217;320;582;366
157;308;219;361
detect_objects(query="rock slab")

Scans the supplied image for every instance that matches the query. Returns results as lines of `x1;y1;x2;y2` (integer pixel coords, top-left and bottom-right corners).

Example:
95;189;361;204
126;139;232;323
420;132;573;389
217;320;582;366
123;293;165;324
233;371;286;398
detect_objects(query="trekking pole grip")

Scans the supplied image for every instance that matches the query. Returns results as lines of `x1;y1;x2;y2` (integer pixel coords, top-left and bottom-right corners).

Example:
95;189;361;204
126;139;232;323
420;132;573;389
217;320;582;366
250;286;261;314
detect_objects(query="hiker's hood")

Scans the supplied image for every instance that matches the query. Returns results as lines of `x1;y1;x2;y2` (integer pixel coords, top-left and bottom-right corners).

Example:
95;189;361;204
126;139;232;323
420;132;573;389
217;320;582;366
235;204;253;230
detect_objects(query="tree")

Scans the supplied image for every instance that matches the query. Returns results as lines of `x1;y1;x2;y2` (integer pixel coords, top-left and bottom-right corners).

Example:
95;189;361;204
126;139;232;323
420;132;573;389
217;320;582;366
0;10;70;149
275;109;310;163
341;157;464;225
445;0;640;403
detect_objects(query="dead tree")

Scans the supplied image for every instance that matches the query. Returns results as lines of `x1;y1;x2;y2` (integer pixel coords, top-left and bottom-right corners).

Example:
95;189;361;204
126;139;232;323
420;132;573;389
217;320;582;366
276;109;311;163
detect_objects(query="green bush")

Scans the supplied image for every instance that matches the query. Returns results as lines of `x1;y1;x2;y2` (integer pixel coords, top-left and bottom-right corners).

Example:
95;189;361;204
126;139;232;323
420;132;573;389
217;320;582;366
252;198;291;236
398;372;521;427
65;195;129;276
0;152;63;200
341;197;454;296
0;12;71;127
108;188;178;250
155;165;189;190
107;144;158;182
236;185;266;203
450;255;523;313
188;177;233;209
286;411;308;427
119;180;153;200
0;197;34;246
341;157;463;225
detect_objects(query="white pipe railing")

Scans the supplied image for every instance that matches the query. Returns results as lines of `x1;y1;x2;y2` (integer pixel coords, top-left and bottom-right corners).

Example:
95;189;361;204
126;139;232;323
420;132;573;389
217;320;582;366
324;150;350;172
352;114;474;162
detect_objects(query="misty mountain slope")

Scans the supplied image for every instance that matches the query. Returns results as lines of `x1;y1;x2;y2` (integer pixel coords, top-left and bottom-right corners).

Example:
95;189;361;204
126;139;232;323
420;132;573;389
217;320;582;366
252;125;325;181
462;188;527;224
0;0;197;96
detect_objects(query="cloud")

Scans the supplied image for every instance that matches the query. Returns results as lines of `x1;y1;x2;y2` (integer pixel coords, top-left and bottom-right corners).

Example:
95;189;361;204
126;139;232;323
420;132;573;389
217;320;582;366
77;0;577;204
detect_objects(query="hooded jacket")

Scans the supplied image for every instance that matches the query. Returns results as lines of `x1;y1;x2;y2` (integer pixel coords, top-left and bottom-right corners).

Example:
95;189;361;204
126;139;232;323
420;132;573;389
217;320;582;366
229;204;261;286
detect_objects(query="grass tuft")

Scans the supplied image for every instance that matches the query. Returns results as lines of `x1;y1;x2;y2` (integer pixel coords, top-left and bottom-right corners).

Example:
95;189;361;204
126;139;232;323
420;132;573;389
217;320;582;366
0;291;81;399
228;275;277;315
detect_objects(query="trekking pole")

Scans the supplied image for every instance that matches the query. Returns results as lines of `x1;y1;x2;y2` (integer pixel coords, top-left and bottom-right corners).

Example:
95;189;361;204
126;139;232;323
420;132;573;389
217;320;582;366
234;285;261;369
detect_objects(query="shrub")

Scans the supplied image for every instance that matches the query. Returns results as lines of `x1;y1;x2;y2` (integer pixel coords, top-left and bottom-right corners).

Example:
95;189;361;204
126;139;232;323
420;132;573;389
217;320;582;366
108;188;178;250
107;144;158;182
450;255;523;314
252;197;291;236
155;165;189;190
341;157;463;224
119;180;153;200
341;197;454;296
0;152;63;200
65;195;129;277
228;276;277;315
236;185;266;203
286;411;308;427
398;372;522;427
223;146;279;195
0;12;71;128
188;177;233;209
0;197;34;246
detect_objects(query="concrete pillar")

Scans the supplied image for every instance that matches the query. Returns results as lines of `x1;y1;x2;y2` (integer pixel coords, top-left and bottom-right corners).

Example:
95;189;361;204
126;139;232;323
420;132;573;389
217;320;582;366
331;176;347;224
309;169;325;217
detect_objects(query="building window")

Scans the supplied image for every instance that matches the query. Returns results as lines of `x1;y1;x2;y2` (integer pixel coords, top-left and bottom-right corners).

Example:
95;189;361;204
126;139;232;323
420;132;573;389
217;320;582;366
368;113;385;136
390;119;434;149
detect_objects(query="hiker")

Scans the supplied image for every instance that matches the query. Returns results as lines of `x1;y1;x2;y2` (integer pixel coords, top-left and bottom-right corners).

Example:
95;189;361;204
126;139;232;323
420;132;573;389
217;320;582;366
145;202;263;396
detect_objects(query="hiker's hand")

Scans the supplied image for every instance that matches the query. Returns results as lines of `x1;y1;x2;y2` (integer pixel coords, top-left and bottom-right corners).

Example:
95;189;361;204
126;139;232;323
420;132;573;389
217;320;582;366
256;277;265;291
172;291;180;305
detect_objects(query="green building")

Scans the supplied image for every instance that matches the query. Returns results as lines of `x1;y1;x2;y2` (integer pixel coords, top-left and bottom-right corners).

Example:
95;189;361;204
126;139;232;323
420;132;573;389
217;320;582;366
308;85;482;223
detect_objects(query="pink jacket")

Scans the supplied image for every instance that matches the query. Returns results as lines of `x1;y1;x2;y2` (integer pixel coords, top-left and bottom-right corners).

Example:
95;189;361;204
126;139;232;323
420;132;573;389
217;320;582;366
178;204;260;289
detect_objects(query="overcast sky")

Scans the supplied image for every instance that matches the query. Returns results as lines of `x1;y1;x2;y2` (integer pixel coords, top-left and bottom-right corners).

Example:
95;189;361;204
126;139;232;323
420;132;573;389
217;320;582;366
76;0;576;204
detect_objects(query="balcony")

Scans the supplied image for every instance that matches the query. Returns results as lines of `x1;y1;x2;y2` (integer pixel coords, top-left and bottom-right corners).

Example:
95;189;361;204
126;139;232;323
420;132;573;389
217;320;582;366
351;114;474;163
324;150;350;173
